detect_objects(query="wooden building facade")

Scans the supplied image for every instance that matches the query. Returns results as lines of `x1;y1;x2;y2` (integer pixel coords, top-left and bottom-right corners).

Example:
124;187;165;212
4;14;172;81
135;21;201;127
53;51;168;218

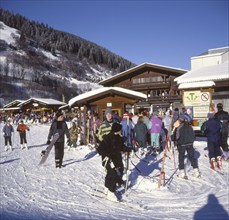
99;63;187;110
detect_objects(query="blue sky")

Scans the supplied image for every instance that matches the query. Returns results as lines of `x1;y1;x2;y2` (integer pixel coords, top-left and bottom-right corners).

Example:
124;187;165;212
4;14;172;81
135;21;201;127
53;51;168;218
1;0;228;70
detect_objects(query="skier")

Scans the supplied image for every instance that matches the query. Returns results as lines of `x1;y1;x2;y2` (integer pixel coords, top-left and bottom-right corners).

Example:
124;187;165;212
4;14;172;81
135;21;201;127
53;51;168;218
201;113;222;169
96;108;115;143
148;111;162;154
68;122;79;150
134;116;148;155
176;115;200;178
97;122;132;202
17;119;30;149
2;119;14;151
214;103;229;160
46;112;70;168
120;112;134;148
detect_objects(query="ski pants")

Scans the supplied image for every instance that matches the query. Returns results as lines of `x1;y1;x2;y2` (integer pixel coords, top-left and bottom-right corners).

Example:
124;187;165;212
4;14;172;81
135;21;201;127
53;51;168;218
54;142;64;167
177;143;198;170
105;165;123;193
150;133;160;148
19;132;27;144
207;139;221;160
4;136;12;146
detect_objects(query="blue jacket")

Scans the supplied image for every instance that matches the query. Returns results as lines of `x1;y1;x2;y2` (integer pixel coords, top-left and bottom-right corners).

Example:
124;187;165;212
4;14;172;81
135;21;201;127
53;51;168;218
3;124;14;136
201;118;222;142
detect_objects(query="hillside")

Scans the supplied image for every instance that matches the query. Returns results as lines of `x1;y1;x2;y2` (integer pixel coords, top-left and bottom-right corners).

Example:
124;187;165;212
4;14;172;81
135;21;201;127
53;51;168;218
0;9;135;107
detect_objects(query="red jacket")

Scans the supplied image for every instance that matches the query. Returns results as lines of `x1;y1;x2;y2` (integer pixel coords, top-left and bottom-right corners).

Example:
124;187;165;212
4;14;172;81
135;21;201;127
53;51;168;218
17;124;29;133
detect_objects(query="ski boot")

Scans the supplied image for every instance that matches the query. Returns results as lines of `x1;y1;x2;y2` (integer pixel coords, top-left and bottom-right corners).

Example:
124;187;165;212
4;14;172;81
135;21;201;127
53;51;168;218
4;145;8;151
178;169;188;179
193;168;201;178
216;156;222;169
210;158;216;170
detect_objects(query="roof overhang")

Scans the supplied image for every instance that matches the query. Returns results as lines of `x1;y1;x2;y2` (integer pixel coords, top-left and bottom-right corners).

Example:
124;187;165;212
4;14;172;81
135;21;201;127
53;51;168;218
178;81;215;89
99;63;187;86
69;87;147;107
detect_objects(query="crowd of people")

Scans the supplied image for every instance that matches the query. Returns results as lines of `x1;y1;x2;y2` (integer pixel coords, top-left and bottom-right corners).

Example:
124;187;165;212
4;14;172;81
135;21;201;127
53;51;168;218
1;102;229;202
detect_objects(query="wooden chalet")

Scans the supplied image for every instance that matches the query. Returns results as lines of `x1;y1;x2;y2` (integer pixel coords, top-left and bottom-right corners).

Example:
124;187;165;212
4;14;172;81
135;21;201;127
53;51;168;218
69;87;147;120
18;98;66;113
68;87;146;145
1;100;25;113
99;63;187;110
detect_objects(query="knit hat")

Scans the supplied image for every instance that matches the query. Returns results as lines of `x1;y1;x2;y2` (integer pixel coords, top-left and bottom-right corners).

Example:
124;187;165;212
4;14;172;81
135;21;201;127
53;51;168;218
112;122;122;132
56;111;63;118
217;103;223;109
104;108;112;115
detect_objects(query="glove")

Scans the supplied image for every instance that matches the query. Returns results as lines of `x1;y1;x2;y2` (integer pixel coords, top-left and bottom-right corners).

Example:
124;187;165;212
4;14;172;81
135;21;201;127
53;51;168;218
41;150;47;157
3;132;5;136
47;140;51;145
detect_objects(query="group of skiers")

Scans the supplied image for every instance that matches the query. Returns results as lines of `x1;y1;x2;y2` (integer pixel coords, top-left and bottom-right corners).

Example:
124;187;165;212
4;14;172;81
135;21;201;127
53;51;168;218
2;102;229;202
2;119;30;151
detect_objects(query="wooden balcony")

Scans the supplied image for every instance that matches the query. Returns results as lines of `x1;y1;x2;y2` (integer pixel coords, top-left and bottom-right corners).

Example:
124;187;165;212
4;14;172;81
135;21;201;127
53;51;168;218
128;81;170;91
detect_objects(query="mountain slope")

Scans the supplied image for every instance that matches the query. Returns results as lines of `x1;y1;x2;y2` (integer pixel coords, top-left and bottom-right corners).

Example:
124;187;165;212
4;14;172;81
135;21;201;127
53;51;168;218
0;9;135;107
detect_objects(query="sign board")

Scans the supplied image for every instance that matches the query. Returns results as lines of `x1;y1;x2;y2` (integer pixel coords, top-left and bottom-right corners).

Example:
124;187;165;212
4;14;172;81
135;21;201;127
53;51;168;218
183;91;211;106
193;106;210;118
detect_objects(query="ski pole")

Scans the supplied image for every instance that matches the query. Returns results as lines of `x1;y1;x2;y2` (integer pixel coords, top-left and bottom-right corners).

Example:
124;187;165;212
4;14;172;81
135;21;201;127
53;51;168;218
125;152;130;192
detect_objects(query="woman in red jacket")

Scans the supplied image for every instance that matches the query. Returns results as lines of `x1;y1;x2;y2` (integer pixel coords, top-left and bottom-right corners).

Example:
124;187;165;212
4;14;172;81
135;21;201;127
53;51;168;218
17;120;30;149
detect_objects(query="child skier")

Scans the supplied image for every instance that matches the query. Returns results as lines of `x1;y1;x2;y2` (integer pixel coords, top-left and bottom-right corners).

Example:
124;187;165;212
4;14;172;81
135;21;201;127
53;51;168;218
17;119;30;149
3;119;14;151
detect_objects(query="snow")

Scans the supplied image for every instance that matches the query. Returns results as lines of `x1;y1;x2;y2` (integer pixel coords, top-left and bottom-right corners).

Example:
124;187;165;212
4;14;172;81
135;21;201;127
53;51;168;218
0;122;229;220
175;61;229;84
68;87;147;107
0;21;19;45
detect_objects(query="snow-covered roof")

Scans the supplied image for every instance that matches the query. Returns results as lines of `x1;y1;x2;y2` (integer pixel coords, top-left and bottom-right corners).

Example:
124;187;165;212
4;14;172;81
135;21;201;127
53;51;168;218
19;98;66;106
69;87;147;107
175;61;229;84
178;81;215;89
99;62;187;85
3;100;25;108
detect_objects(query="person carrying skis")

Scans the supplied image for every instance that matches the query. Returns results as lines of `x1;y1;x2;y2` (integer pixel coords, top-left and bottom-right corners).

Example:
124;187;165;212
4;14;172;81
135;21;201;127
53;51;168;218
47;112;70;168
214;103;229;160
17;119;30;149
97;122;132;202
2;119;14;151
201;113;222;169
176;115;200;178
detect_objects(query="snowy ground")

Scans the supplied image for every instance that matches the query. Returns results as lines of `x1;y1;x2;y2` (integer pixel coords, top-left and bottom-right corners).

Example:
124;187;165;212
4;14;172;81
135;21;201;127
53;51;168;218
0;122;228;220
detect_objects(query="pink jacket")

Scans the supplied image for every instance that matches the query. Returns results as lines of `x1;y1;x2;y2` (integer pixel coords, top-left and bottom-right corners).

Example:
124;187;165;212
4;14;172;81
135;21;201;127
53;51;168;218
150;116;162;133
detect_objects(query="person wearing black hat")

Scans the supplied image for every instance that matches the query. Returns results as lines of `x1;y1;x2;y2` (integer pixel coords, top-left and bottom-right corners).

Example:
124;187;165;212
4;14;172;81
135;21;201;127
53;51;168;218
214;103;229;160
97;122;132;201
47;111;70;168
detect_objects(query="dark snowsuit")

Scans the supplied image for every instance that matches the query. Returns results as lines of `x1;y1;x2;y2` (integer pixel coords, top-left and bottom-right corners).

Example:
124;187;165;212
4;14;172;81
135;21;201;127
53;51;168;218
201;117;222;160
215;110;229;152
98;132;131;192
134;121;147;149
176;122;198;170
47;120;70;168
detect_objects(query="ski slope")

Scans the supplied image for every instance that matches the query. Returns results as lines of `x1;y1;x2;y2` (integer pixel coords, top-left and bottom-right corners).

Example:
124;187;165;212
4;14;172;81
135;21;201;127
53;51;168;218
0;123;228;220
